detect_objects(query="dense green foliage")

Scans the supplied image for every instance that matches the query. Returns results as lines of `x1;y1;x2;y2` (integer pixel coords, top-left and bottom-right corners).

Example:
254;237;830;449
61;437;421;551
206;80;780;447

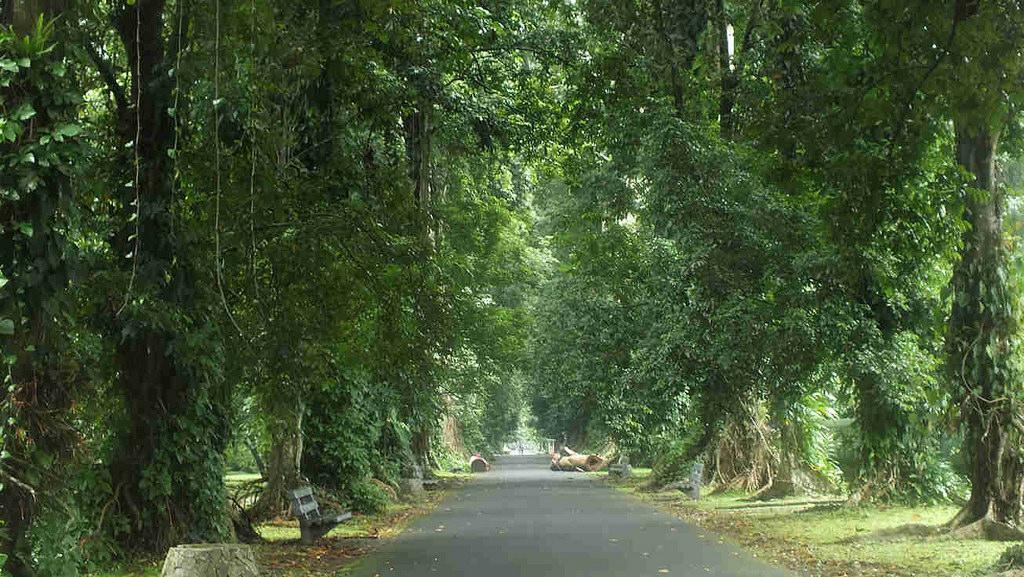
528;0;1024;512
1;0;1023;575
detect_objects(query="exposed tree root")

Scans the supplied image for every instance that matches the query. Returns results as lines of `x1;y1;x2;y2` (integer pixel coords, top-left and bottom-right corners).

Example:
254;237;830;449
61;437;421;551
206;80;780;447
750;478;801;501
948;518;1024;541
708;407;776;495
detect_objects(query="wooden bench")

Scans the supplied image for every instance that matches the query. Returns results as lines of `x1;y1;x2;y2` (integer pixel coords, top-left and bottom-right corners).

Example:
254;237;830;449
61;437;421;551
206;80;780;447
608;456;632;479
287;486;352;545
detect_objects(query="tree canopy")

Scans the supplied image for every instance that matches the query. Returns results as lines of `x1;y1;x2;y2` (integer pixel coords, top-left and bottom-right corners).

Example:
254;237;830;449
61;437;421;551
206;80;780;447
1;0;1024;575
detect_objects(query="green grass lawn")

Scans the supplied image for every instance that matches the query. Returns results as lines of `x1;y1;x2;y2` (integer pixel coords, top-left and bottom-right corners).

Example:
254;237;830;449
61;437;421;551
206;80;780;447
225;471;263;486
693;493;1003;575
257;500;424;542
609;470;1005;577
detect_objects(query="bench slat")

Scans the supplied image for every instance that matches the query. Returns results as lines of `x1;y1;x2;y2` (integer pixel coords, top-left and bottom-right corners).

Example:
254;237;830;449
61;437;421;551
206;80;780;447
288;486;314;500
296;500;319;516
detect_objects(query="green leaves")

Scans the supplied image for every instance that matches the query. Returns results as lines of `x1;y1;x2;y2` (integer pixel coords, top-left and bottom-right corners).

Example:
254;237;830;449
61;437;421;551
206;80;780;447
51;123;81;140
12;103;35;121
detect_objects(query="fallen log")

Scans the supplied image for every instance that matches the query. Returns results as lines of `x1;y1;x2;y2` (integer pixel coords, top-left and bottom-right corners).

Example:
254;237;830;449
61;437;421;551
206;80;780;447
469;453;491;473
552;452;606;472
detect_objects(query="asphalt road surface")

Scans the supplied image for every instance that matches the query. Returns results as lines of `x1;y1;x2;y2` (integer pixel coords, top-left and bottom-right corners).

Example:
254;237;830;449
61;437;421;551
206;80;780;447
349;454;791;577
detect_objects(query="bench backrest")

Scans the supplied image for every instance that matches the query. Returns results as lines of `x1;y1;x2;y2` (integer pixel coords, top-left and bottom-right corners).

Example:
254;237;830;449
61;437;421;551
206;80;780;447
288;486;320;520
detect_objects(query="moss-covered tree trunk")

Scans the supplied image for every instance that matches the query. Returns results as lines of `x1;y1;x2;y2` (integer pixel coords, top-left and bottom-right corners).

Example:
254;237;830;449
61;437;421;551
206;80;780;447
756;409;812;500
252;401;304;519
946;122;1023;530
708;399;774;493
105;0;229;552
0;4;74;575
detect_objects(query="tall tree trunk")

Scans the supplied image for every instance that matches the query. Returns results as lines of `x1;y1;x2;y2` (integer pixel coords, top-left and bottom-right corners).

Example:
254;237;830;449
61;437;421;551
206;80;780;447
5;0;64;30
651;0;708;119
106;0;229;551
768;9;802;164
0;4;73;574
404;105;434;242
756;404;813;500
707;398;773;493
253;402;304;518
401;103;438;479
946;122;1023;529
410;425;434;479
245;437;267;478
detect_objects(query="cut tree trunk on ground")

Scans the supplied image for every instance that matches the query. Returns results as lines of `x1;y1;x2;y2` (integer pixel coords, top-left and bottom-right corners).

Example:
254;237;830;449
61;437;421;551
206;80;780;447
470;455;490;472
556;453;605;472
550;447;606;472
160;544;259;577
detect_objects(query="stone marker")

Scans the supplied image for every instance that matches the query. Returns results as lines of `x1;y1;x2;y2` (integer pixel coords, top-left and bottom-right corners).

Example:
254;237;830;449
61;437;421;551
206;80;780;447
399;460;425;496
160;544;259;577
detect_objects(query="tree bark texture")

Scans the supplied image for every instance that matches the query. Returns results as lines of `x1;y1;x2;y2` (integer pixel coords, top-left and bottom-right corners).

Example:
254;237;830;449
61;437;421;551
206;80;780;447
253;401;305;519
947;122;1023;528
106;0;229;551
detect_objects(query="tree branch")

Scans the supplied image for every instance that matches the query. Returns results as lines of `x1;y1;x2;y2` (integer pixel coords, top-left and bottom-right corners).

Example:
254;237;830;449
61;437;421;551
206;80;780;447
83;39;129;112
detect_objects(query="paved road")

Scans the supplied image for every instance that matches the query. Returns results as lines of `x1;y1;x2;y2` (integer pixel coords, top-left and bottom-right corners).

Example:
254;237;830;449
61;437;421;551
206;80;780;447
350;454;790;577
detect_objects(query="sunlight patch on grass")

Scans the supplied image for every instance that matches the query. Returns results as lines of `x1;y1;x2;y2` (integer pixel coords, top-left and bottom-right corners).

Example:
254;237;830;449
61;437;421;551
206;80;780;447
754;501;1003;575
257;492;445;542
431;469;472;480
225;472;263;486
258;507;401;542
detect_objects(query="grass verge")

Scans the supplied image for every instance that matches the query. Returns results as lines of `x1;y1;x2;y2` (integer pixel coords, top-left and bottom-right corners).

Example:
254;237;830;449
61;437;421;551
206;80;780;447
86;475;465;577
610;472;1005;577
256;485;454;577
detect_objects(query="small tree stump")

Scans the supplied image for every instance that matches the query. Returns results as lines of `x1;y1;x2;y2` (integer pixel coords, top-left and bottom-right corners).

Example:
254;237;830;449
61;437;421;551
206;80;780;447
398;477;424;496
160;544;259;577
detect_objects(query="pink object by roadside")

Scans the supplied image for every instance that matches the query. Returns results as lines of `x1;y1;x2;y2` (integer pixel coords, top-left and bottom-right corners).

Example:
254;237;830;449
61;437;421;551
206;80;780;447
469;453;490;472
